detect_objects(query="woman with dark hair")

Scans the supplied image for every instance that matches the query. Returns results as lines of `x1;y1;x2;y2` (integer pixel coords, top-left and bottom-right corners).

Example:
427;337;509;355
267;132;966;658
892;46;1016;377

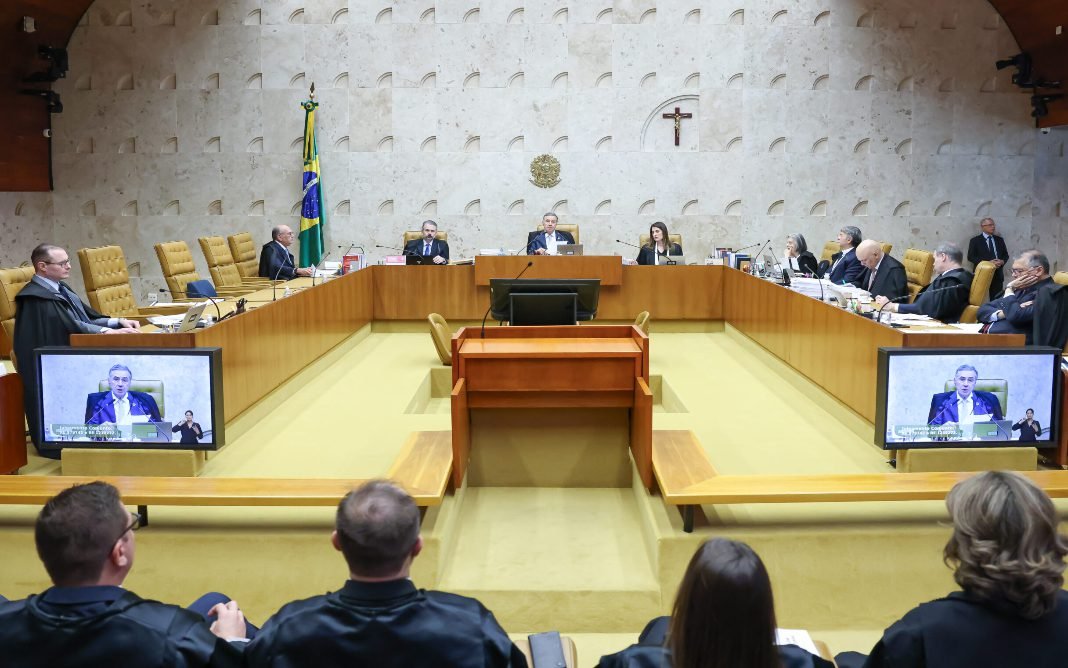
838;470;1068;667
597;538;832;668
1012;408;1041;442
171;410;204;444
785;234;819;275
636;222;683;265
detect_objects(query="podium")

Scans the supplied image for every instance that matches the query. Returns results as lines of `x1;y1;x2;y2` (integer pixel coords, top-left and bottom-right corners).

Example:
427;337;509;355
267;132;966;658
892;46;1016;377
450;325;653;489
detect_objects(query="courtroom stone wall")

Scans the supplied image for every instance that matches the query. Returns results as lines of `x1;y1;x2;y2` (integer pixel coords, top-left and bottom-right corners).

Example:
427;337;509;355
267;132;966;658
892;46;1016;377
0;0;1065;298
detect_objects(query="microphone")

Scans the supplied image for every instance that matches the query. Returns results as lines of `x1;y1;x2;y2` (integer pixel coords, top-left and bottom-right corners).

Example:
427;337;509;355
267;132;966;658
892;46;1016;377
928;398;956;426
615;239;641;249
311;251;332;287
732;240;765;254
272;246;299;301
525;234;542;256
766;242;788;285
159;288;222;323
481;261;534;339
87;396;117;424
751;239;771;271
375;244;416;255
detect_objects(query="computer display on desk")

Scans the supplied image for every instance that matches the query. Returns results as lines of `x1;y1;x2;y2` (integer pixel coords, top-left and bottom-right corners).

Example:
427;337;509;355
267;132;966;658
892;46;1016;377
488;278;600;323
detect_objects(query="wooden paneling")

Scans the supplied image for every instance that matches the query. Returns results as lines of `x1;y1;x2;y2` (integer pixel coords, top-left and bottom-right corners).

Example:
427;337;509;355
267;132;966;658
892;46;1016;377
474;256;623;285
72;271;373;422
0;374;28;474
371;265;484;320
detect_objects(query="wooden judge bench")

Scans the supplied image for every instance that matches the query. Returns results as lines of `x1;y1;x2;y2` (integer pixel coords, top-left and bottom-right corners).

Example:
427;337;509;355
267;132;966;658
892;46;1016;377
49;257;1056;477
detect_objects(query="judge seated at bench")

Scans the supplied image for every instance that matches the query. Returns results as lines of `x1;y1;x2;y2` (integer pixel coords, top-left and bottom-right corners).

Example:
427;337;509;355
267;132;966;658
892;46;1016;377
85;363;162;425
259;225;312;280
526;212;574;255
403;219;449;264
854;240;908;303
244;480;527;668
827;226;865;285
927;364;1003;427
634;222;683;266
977;250;1053;343
875;243;973;323
784;233;819;275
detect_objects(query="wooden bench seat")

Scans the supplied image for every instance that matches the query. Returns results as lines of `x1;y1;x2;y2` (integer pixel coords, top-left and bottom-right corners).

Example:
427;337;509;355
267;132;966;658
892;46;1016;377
651;430;1068;532
0;430;453;524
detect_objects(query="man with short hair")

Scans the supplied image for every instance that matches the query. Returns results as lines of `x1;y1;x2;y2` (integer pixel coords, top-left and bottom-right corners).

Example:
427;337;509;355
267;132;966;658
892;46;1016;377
875;243;973;323
927;363;1004;426
403;220;450;264
259;225;313;280
827;226;865;285
526;212;574;255
14;244;140;454
976;250;1053;343
245;480;526;667
967;217;1008;299
0;482;247;666
854;240;908;303
85;363;163;425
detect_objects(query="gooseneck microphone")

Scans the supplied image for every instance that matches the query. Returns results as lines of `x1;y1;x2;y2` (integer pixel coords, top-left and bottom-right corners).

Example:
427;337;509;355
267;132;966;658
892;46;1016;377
375;244;416;255
272;259;288;301
732;240;765;254
481;261;534;339
87;396;117;424
311;251;332;287
159;287;222;323
615;239;641;249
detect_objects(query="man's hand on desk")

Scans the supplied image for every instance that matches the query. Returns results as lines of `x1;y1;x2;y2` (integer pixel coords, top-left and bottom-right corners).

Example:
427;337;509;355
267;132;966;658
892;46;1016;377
874;296;897;313
102;327;140;334
433;255;447;264
117;318;140;329
296;267;313;277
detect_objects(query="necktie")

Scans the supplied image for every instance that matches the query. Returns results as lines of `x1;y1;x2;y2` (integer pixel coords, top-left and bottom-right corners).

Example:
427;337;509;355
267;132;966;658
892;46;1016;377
424;242;431;256
987;236;995;259
58;284;91;323
868;269;877;291
115;397;129;423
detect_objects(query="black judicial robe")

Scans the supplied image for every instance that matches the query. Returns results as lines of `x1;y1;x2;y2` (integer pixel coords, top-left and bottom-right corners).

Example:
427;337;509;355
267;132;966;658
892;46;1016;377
595;616;833;668
244;578;527;668
0;585;242;667
842;590;1068;668
897;268;972;323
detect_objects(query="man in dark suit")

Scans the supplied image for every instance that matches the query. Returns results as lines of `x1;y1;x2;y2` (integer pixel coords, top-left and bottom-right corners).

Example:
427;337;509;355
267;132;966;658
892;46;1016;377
928;363;1003;426
977;250;1053;344
827;225;865;285
0;482;247;666
875;243;972;323
526;212;574;255
967;217;1008;299
259;225;313;280
85;363;162;425
244;480;526;667
854;240;908;302
402;220;450;264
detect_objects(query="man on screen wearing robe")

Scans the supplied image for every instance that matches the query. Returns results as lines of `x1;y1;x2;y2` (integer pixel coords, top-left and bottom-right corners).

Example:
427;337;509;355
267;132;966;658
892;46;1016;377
927;364;1004;427
84;363;162;425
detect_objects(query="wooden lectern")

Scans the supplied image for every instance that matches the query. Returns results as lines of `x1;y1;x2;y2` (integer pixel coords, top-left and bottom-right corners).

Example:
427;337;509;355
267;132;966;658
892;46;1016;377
450;325;653;489
0;374;27;474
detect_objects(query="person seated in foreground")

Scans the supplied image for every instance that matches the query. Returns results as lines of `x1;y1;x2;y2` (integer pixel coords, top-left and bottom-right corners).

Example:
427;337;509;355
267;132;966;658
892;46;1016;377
0;482;247;667
635;221;683;265
244;480;527;667
827;226;865;285
526;212;574;255
976;249;1053;343
784;233;819;275
927;363;1004;427
875;243;972;323
837;470;1068;668
854;240;908;303
596;537;833;668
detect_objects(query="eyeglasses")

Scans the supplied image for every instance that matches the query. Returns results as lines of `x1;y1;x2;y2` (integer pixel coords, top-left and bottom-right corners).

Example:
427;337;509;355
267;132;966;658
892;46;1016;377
44;259;71;267
1011;267;1029;276
113;511;142;546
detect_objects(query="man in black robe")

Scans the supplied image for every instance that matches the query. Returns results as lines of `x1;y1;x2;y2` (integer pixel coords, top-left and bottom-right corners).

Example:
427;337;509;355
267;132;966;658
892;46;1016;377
875;243;973;323
0;481;248;667
245;480;527;668
13;244;139;455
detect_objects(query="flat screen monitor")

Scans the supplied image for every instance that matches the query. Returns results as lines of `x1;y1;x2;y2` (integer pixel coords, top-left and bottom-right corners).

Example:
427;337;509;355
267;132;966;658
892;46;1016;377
510;292;577;326
34;347;225;451
489;278;600;322
875;347;1062;449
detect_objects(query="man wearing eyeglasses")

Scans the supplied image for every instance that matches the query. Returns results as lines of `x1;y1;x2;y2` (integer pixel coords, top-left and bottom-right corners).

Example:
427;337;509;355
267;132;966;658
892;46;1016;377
0;482;248;666
14;244;140;456
977;250;1053;343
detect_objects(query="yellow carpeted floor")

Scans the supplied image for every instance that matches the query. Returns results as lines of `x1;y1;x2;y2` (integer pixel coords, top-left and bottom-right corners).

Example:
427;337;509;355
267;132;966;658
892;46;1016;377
2;323;1043;660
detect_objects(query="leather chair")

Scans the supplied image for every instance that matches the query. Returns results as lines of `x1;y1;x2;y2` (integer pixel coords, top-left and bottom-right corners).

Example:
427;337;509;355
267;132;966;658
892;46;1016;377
198;236;271;289
77;245;183;322
97;379;165;419
155;241;249;300
903;248;935;303
227;232;260;279
880;242;893;255
942;378;1007;417
638;233;683;248
820;241;839;263
427;313;452;365
0;266;35;360
402;230;449;246
1053;271;1068;286
535;223;579;244
633;310;650;335
959;260;995;323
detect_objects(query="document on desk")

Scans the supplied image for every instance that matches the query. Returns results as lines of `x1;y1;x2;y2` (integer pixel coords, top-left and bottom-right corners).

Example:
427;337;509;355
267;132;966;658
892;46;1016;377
775;628;820;655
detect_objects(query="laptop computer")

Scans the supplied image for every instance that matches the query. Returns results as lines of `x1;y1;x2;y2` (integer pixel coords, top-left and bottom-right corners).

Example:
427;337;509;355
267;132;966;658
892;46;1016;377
660;255;687;265
176;301;208;333
556;244;583;256
406;255;435;265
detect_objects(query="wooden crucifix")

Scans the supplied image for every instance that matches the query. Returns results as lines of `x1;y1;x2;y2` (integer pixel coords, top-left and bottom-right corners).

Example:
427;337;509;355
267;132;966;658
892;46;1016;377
662;106;692;146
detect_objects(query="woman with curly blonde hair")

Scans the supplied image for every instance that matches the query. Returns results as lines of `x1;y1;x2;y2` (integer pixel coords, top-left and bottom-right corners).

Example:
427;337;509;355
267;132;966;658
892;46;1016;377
839;470;1068;667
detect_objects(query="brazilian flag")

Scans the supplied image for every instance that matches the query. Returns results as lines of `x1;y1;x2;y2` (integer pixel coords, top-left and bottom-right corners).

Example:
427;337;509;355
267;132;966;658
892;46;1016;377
298;97;326;266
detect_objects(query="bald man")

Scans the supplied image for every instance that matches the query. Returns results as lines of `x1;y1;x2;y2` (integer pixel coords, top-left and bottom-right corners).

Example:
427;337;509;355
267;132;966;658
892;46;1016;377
259;225;313;280
855;240;908;303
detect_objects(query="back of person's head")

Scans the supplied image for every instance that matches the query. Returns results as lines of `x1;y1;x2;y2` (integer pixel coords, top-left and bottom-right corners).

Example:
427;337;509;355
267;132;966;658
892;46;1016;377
335;480;421;578
944;471;1068;619
669;538;779;668
35;482;129;587
934;242;964;265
